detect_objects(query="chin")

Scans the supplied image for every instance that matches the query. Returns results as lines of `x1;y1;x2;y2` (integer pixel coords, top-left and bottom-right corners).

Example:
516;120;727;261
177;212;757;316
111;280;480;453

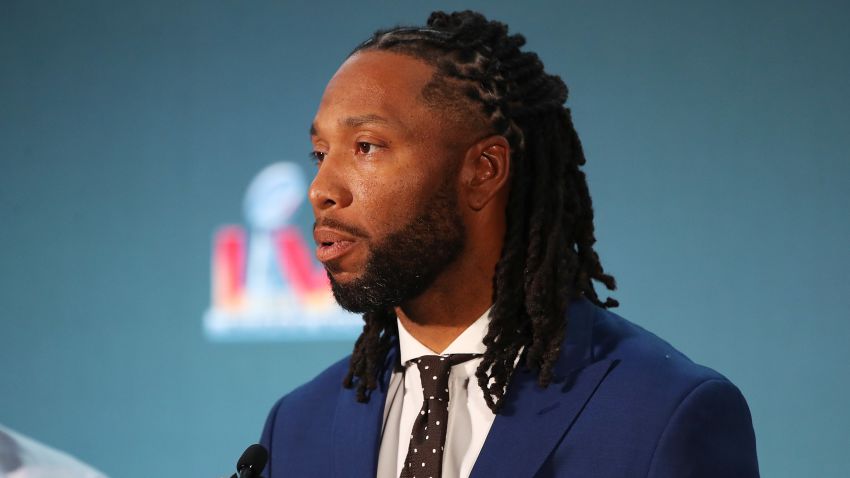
324;258;365;282
327;269;361;284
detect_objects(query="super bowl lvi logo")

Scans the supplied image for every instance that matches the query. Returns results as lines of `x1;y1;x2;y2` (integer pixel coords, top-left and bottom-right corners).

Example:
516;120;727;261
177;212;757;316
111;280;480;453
204;162;359;341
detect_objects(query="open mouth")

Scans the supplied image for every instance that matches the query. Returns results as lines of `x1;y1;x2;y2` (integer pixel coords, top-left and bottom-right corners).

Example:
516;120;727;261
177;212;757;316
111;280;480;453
316;238;356;263
313;225;363;264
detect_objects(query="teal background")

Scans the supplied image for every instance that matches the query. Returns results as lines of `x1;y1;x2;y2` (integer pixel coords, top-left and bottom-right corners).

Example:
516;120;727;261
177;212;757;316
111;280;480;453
1;0;848;476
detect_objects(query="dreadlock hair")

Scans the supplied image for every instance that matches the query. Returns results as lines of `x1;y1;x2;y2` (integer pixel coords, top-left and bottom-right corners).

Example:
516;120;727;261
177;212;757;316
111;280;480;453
341;10;618;413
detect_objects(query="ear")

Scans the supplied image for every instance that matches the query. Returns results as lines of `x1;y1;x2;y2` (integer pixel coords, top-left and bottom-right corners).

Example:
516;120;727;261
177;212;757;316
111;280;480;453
461;135;511;211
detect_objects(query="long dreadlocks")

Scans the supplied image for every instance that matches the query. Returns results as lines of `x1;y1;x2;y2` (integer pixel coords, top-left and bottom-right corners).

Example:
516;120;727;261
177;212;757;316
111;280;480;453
341;10;618;413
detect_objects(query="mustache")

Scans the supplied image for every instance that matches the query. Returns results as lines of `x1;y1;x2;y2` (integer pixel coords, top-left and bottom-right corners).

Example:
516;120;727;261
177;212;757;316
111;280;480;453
313;217;370;239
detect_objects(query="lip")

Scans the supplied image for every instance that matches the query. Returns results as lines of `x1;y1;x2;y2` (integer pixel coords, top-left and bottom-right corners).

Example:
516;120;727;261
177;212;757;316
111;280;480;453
313;227;359;263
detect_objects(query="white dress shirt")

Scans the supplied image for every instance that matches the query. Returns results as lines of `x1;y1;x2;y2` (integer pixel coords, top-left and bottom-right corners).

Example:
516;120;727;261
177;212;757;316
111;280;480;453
376;309;495;478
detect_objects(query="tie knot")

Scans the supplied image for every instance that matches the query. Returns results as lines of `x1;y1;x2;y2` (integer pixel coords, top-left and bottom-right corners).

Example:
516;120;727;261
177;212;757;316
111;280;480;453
413;354;479;400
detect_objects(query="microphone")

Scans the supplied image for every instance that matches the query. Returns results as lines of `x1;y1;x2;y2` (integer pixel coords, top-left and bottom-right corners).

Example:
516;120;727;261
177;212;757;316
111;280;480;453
229;443;268;478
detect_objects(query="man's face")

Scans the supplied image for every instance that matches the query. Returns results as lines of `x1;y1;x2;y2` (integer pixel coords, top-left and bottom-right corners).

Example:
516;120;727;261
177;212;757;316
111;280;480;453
309;50;470;312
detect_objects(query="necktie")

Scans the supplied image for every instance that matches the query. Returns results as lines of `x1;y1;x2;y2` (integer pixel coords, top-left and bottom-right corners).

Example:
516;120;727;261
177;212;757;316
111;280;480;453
399;353;481;478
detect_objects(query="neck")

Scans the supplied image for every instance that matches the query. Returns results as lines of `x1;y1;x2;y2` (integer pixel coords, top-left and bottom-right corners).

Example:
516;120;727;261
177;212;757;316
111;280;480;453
395;193;507;353
395;243;499;354
396;295;491;354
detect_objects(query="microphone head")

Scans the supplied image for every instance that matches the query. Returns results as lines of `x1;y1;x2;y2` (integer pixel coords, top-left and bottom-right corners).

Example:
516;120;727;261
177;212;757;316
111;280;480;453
236;444;268;474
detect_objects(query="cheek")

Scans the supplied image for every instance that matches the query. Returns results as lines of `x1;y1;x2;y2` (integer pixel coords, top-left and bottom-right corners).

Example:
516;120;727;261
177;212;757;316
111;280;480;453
347;138;456;235
350;169;431;235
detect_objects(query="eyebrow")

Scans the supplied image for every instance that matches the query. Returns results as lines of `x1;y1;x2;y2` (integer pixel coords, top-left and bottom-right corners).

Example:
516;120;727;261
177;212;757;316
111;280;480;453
310;114;392;137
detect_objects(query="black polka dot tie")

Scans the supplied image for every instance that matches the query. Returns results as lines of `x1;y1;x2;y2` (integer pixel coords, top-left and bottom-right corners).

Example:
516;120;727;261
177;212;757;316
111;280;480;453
399;354;480;478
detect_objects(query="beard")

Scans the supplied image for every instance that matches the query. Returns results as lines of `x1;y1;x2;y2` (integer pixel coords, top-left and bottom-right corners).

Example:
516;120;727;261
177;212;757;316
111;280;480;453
327;175;466;314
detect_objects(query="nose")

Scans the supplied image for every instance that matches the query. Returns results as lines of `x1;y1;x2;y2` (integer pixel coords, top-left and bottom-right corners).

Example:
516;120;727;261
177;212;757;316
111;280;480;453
308;156;353;213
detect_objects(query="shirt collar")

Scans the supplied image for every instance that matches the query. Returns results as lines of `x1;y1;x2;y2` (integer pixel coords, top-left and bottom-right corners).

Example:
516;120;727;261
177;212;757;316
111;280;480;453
397;307;491;365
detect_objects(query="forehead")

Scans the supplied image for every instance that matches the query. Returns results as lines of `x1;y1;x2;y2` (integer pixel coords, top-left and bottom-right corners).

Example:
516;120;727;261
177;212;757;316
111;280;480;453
314;51;436;131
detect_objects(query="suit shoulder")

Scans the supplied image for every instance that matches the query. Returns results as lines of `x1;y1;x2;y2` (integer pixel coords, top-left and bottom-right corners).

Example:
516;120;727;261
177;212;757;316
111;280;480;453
261;355;352;477
589;305;728;387
261;355;351;454
275;354;351;410
576;304;758;472
647;378;760;477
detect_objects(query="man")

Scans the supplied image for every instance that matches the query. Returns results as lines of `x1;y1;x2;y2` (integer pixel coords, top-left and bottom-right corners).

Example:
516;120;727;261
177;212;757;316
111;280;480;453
260;10;759;478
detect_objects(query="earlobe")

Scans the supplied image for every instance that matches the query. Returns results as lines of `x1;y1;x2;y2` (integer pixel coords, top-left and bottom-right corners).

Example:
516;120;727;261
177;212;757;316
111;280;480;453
465;136;510;211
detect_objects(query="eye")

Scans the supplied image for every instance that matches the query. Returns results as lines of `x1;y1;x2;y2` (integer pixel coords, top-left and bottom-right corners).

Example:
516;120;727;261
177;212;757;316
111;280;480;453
357;142;375;154
309;151;326;164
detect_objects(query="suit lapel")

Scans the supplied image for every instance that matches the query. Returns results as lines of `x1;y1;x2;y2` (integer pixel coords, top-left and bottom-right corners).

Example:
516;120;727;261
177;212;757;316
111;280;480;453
331;341;399;477
470;299;618;478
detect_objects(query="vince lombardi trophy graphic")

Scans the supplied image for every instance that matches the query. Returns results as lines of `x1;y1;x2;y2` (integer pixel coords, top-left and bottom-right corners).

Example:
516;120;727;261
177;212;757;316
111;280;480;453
204;161;358;341
243;162;306;315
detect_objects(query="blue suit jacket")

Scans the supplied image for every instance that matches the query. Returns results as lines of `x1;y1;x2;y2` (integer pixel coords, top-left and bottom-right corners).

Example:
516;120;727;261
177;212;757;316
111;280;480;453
260;298;759;477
